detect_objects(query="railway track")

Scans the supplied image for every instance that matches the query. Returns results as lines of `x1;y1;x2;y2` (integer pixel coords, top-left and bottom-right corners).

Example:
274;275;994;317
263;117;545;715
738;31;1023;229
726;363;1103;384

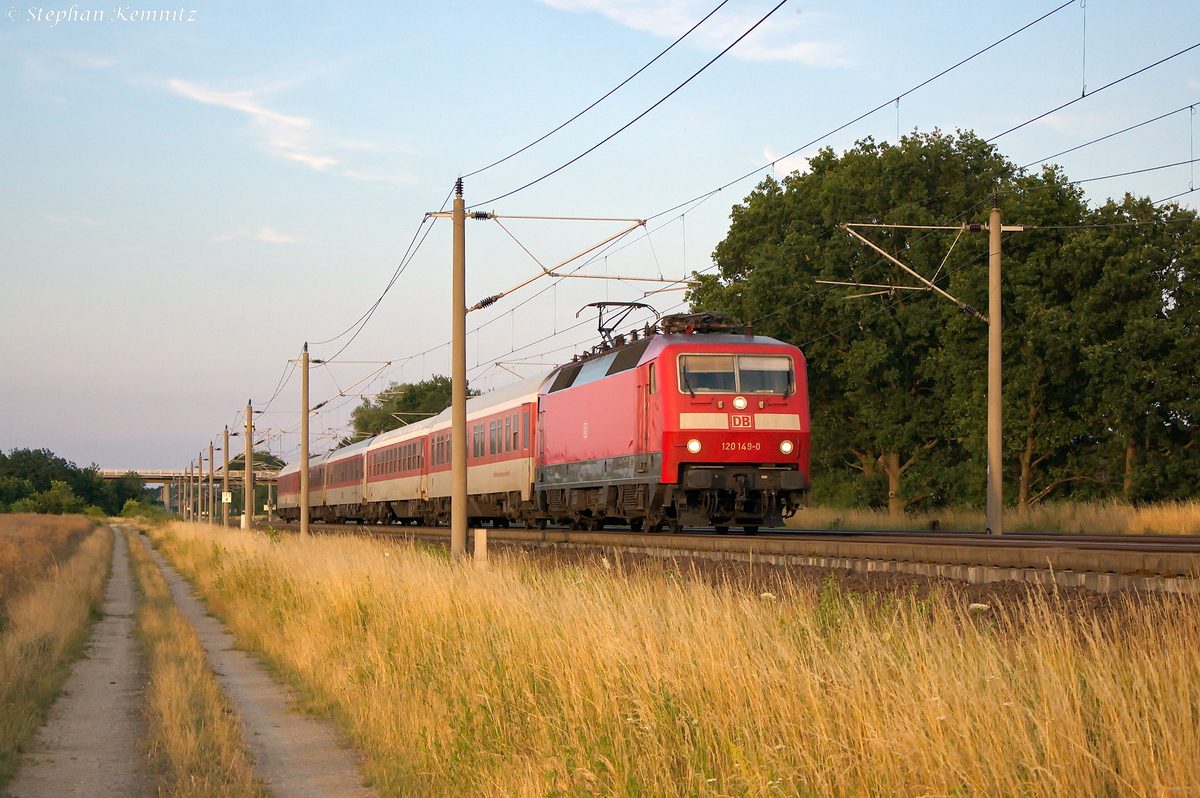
256;520;1200;594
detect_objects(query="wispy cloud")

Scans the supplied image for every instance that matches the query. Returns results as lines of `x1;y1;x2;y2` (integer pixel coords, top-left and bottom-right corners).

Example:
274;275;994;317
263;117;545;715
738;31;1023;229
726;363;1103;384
168;79;410;182
212;227;302;244
537;0;848;66
762;147;809;176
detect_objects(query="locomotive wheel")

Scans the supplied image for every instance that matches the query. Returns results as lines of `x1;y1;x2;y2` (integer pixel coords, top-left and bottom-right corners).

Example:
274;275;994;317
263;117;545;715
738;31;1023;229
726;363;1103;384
714;525;730;534
742;525;759;535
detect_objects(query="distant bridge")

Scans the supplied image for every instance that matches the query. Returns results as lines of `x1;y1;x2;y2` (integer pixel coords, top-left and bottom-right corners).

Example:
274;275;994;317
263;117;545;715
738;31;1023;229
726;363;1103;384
98;468;279;484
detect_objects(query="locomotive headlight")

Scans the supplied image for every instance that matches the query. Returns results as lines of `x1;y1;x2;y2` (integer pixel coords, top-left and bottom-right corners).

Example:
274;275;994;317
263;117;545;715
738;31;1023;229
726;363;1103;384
779;439;795;455
686;438;702;454
732;396;748;410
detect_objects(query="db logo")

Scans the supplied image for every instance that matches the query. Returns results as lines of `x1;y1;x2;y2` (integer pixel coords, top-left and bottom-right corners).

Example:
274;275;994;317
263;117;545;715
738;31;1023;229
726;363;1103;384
730;414;752;428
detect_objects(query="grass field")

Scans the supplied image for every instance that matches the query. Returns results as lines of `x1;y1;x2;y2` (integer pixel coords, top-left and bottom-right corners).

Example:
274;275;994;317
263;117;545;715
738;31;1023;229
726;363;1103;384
148;520;1199;797
0;520;110;789
0;514;95;621
788;499;1200;534
124;528;266;798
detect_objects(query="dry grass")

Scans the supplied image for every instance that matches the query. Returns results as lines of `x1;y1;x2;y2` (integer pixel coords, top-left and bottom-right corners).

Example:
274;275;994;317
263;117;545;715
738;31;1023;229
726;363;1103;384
148;521;1200;797
787;499;1200;535
0;525;111;789
124;528;266;798
0;514;95;620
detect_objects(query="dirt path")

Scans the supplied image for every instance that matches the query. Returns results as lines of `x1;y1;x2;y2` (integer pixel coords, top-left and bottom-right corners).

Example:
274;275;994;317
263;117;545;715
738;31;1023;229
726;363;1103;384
8;529;147;797
142;536;376;798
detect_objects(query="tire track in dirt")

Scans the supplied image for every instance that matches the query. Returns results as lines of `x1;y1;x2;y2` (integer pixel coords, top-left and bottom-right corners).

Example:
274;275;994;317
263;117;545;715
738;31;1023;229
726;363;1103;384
9;529;148;797
141;536;376;798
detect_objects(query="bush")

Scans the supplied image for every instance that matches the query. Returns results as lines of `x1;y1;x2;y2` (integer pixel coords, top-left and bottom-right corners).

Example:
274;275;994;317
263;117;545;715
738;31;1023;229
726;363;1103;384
120;499;168;525
10;482;88;516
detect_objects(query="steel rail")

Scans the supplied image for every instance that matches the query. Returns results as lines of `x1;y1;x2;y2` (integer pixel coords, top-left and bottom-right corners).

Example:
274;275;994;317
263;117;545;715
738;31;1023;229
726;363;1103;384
256;521;1200;583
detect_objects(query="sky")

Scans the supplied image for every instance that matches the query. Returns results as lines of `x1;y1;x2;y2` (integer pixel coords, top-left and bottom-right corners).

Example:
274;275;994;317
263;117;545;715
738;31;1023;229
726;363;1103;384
2;0;1198;470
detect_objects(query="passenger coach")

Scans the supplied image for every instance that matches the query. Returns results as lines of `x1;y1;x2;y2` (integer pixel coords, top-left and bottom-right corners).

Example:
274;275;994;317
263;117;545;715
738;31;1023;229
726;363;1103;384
278;312;811;533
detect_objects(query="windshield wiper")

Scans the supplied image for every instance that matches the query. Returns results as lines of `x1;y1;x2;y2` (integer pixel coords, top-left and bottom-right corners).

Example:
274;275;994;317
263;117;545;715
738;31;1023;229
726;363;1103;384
681;372;696;398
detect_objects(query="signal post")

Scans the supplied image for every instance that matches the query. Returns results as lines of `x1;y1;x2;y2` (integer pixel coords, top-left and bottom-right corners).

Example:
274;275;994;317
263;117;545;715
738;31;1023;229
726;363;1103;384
242;402;254;529
208;442;215;524
222;426;230;526
837;193;1024;535
301;344;310;537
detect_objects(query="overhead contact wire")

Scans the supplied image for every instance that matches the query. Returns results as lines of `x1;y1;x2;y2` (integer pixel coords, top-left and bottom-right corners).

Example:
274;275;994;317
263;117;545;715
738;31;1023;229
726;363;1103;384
463;0;732;179
477;0;791;206
987;40;1200;142
642;0;1076;225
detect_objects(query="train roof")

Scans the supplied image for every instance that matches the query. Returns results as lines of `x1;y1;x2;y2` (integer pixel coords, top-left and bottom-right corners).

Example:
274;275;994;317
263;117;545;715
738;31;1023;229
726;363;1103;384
367;416;439;451
324;436;374;462
277;451;327;478
539;332;799;395
278;372;554;469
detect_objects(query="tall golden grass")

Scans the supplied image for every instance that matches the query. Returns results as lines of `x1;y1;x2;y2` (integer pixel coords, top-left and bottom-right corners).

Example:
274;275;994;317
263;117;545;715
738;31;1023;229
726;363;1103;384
124;529;266;798
0;514;95;617
788;499;1200;534
149;521;1200;797
0;524;110;788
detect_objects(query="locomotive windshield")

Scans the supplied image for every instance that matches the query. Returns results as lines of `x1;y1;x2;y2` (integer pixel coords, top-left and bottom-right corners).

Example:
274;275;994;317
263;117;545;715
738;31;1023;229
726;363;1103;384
678;354;793;395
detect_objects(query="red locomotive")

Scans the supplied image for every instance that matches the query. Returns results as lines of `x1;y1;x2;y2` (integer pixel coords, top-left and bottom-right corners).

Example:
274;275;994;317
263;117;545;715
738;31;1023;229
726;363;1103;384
278;312;810;532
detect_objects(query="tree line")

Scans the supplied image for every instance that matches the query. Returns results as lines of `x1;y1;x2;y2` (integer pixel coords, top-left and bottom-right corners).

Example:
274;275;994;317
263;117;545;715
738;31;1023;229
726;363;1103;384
340;375;476;447
0;448;159;515
691;131;1199;512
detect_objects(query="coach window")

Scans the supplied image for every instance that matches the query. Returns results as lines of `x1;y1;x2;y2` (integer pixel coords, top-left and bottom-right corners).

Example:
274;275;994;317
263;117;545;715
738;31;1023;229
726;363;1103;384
504;416;511;453
522;411;529;449
511;413;519;451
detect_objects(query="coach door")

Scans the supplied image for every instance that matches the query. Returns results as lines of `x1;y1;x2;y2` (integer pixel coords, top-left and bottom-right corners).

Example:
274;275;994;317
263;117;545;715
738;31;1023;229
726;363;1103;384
636;365;652;473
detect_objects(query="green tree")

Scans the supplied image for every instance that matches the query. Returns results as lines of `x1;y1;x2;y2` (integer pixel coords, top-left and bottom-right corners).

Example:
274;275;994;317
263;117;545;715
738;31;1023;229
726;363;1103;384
343;375;478;446
1070;195;1200;501
0;477;35;511
10;481;89;515
0;449;156;514
695;130;1200;511
938;168;1095;510
694;131;1015;513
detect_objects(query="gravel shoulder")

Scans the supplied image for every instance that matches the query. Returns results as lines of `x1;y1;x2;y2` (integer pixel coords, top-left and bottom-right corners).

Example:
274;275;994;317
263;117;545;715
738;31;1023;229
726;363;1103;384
7;530;148;798
142;535;376;798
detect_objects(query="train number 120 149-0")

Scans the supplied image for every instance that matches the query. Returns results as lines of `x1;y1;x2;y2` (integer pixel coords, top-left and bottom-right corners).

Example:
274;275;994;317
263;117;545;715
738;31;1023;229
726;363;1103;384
721;441;761;451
